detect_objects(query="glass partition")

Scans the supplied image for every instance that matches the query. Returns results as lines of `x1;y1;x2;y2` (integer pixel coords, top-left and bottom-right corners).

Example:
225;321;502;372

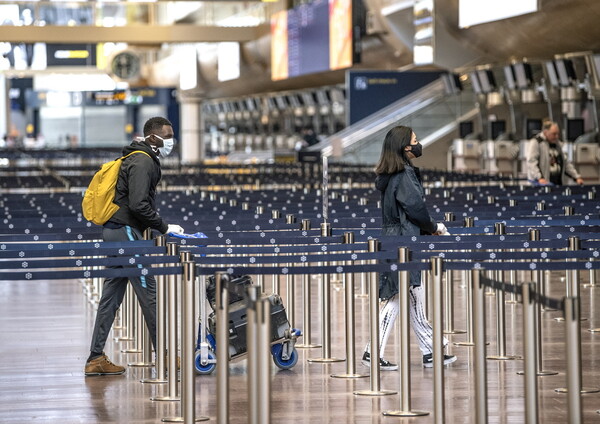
324;79;478;164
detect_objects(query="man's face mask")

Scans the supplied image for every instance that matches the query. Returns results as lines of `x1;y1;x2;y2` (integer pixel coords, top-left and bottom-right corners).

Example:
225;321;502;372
146;134;175;157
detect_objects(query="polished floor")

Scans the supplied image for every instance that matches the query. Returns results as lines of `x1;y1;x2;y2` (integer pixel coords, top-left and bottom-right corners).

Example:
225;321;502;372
1;271;599;423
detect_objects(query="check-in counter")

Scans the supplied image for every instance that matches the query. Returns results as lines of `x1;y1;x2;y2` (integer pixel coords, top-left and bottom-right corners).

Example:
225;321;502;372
495;140;519;176
451;138;481;172
574;143;600;181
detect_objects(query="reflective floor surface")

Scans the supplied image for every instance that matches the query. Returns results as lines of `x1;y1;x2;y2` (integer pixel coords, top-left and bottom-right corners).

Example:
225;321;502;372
1;271;599;423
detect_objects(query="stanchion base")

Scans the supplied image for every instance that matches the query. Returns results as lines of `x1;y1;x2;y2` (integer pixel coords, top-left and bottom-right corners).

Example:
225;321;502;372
151;396;180;402
487;355;521;360
295;343;322;349
443;329;466;335
516;370;558;376
161;416;209;422
128;362;154;367
555;387;600;394
330;373;368;379
140;378;167;384
121;349;142;354
554;317;587;322
353;389;396;396
453;341;475;346
114;337;134;342
355;294;369;299
505;300;518;304
541;307;557;312
588;328;600;333
307;357;345;363
383;410;429;417
583;283;600;288
485;292;496;296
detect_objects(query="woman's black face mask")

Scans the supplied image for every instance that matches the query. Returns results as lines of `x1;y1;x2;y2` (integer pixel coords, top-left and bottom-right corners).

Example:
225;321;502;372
410;142;423;158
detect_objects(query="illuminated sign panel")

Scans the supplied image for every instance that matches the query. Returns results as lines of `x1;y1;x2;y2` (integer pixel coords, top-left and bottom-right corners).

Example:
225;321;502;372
271;0;359;81
271;11;289;81
459;0;538;28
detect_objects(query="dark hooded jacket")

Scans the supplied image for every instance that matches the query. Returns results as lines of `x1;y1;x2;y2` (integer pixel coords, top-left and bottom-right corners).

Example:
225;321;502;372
106;140;169;234
377;165;437;299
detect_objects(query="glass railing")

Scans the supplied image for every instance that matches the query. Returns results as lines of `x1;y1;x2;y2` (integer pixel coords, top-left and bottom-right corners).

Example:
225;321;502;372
320;79;479;164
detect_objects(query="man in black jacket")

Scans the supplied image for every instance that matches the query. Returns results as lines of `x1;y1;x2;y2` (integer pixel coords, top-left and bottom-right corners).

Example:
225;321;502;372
85;116;184;376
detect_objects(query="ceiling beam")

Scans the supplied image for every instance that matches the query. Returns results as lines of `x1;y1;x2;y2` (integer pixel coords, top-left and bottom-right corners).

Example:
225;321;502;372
0;24;269;44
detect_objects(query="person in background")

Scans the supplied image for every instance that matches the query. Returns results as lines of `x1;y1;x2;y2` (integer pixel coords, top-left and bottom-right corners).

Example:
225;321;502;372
85;116;185;376
526;120;584;186
361;125;457;370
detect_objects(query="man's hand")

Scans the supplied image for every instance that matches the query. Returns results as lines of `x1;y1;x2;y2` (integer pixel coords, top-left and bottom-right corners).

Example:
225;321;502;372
538;178;549;185
167;224;184;235
576;177;584;185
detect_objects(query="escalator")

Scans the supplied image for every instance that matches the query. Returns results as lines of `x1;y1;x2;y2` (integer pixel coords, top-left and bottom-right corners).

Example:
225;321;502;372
315;78;480;167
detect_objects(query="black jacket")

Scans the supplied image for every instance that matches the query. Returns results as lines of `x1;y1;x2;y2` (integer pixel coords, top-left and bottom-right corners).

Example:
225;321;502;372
107;140;169;234
377;165;436;299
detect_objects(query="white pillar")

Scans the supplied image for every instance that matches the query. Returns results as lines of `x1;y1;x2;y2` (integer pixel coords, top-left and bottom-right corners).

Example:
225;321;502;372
179;98;203;164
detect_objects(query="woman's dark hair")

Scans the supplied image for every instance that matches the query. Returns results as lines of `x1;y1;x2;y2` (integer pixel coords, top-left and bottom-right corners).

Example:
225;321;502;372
375;125;413;175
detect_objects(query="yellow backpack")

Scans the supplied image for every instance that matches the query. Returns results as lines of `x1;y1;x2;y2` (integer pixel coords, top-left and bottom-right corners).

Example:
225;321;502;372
82;151;151;225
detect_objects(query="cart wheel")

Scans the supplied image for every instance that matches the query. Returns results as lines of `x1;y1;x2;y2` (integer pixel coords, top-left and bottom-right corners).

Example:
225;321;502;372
195;349;216;375
271;343;298;370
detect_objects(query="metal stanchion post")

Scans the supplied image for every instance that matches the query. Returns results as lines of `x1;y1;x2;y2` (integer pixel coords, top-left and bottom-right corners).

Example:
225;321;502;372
162;261;209;423
472;270;488;424
518;262;557;377
454;269;475;347
152;242;180;402
309;222;343;363
115;286;134;342
216;272;230;424
431;257;445;424
555;236;587;322
383;247;428;417
257;295;272;424
507;248;518;304
443;268;465;335
122;304;143;354
332;232;367;379
248;286;272;424
584;268;599;288
296;220;320;349
488;223;520;361
563;297;583;423
442;212;463;335
286;270;295;328
521;282;539;424
130;230;158;367
354;239;396;397
142;235;168;383
555;240;599;394
248;287;258;424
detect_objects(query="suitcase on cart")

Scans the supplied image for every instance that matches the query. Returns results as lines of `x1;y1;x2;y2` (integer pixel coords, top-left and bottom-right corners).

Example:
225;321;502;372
195;275;301;374
207;293;291;357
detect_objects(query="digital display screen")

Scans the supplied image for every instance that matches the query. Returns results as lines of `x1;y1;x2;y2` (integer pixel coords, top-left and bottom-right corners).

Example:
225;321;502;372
271;0;357;81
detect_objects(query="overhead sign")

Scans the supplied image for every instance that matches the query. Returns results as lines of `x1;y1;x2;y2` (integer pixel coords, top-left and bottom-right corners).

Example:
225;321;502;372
347;70;442;124
46;44;96;67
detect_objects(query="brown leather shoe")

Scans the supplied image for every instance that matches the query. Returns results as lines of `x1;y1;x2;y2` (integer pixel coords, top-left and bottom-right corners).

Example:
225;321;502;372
85;354;126;376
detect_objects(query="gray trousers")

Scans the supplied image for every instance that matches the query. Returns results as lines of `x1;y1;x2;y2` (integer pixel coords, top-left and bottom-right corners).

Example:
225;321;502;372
89;225;157;354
